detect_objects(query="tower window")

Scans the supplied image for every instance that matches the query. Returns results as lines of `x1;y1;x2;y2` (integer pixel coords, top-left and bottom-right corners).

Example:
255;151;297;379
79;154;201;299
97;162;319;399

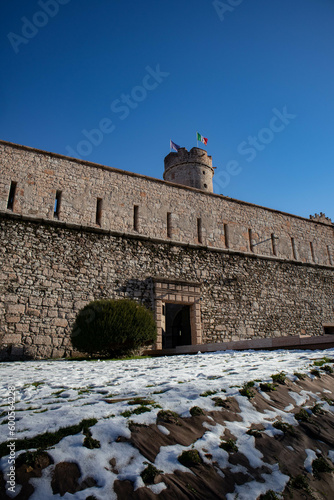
271;233;277;256
248;229;254;252
167;212;172;238
96;198;103;226
54;191;62;219
224;223;230;249
310;242;315;262
291;237;297;260
327;246;333;266
7;181;17;210
133;205;139;231
197;218;203;244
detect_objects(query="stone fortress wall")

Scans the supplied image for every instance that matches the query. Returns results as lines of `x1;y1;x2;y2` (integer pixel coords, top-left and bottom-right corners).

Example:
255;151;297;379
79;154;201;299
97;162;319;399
1;141;333;265
0;140;334;359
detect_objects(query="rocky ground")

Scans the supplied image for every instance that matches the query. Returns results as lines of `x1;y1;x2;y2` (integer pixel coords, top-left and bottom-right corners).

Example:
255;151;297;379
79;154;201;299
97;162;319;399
1;369;334;499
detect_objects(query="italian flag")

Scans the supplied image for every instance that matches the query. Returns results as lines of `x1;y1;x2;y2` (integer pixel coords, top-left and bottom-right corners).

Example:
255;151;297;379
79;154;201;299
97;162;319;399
197;132;208;145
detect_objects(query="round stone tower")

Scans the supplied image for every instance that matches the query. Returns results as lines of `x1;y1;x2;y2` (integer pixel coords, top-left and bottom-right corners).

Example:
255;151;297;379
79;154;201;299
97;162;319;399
163;147;214;193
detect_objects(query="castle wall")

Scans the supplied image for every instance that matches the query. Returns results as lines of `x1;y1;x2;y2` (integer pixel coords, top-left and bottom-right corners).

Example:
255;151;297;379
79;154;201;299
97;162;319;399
1;141;333;266
1;140;334;359
1;215;333;360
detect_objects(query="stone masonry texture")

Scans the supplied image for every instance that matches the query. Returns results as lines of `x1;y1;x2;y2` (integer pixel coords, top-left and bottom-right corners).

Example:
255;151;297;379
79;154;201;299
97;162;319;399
0;140;334;359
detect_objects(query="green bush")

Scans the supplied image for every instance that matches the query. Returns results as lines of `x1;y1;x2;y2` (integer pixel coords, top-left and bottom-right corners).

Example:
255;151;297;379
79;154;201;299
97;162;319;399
71;299;157;357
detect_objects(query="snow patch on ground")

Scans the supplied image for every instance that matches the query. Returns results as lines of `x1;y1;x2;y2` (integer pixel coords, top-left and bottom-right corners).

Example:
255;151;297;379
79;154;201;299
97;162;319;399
0;348;333;499
304;449;317;474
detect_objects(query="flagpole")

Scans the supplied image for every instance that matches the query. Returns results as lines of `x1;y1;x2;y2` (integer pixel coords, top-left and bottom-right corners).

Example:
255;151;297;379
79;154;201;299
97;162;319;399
196;131;198;148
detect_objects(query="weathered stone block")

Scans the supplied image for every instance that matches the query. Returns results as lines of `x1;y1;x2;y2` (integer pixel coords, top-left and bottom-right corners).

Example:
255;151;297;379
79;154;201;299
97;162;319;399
15;324;27;333
7;304;25;315
51;348;65;358
3;334;21;343
34;335;52;345
6;316;20;324
54;318;68;328
26;308;41;317
29;296;42;306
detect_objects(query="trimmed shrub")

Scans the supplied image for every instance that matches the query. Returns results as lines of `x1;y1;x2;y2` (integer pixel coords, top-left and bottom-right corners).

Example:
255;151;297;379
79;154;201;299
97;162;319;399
71;299;157;357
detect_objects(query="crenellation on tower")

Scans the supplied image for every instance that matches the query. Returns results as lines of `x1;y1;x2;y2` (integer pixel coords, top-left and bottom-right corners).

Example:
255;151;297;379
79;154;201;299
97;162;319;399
163;147;214;192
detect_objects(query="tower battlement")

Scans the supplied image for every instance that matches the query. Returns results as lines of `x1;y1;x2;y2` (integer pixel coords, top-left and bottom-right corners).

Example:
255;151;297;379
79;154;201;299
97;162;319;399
164;147;214;192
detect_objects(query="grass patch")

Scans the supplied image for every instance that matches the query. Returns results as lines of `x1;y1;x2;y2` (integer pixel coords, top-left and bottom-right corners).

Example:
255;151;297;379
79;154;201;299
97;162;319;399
293;372;306;380
0;418;97;458
310;368;321;377
219;439;238;453
212;397;227;407
246;428;262;438
186;484;199;495
289;474;310;491
190;406;204;416
322;396;334;405
239;382;255;399
83;430;100;449
311;403;325;415
31;381;44;388
313;359;326;367
260;382;276;392
178;449;202;467
295;408;311;422
313;356;333;367
121;406;151;418
140;463;163;484
312;455;334;479
33;408;48;414
259;491;281;500
200;390;217;397
273;421;296;436
321;365;333;374
157;410;181;425
271;372;286;384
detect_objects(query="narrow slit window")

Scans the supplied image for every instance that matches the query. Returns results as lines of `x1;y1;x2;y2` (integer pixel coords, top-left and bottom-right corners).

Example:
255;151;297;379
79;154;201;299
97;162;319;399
7;181;17;210
133;205;139;231
96;198;103;226
291;237;297;260
167;212;172;238
224;223;229;249
248;229;254;252
54;190;62;219
271;233;277;256
310;242;315;262
197;218;202;244
327;246;333;266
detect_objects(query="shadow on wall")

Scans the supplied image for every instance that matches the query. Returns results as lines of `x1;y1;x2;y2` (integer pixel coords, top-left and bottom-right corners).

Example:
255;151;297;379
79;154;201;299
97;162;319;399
115;277;155;310
0;344;34;362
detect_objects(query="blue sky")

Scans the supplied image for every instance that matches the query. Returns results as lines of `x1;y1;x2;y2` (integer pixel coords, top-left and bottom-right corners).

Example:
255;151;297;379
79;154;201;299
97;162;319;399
1;0;334;219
